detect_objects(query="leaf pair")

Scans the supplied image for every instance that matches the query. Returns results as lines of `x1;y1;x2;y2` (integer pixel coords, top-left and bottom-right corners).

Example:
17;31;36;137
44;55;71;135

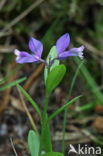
44;46;66;95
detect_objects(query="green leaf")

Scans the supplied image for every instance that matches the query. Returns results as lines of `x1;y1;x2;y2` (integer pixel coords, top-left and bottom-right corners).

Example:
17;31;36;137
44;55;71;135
28;130;40;156
46;65;66;94
42;114;52;152
0;77;26;91
48;95;81;122
17;84;41;119
44;46;59;84
76;102;95;111
42;152;64;156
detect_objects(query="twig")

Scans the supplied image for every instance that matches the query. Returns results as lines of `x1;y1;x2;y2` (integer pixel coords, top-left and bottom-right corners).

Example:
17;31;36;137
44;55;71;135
76;37;103;57
0;45;16;53
0;31;11;37
0;0;7;11
10;137;18;156
0;0;44;37
23;63;44;91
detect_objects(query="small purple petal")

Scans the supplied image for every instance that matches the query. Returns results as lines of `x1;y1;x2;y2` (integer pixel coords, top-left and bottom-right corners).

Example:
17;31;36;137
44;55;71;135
29;37;43;57
17;55;39;64
14;49;39;64
56;33;70;55
59;45;84;60
20;51;31;57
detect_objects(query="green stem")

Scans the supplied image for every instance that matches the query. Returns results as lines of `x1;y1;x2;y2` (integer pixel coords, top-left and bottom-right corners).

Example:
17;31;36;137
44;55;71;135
39;125;44;156
39;63;53;155
43;93;49;123
62;61;83;153
39;93;49;156
62;96;71;153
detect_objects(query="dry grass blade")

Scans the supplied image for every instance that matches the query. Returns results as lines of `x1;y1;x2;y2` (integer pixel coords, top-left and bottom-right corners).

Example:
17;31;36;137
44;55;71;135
17;87;39;134
0;88;11;114
0;62;17;114
11;96;25;112
10;137;18;156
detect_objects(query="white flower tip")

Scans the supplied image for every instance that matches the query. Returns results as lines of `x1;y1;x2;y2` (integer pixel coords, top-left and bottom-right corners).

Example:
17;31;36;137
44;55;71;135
78;45;84;59
79;53;84;59
78;45;85;52
81;45;85;51
14;49;21;61
14;49;20;56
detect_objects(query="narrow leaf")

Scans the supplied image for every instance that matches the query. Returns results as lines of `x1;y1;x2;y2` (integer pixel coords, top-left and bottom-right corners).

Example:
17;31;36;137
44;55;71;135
28;130;40;156
0;77;26;91
74;57;103;105
48;96;81;122
76;102;94;111
46;65;66;94
17;84;41;119
62;61;83;153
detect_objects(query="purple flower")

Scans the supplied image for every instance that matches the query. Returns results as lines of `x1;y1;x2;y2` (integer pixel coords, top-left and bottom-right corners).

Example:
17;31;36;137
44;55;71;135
55;33;84;60
14;37;48;65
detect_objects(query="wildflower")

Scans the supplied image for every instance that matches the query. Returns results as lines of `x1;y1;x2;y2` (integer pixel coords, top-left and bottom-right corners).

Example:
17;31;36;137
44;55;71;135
55;33;84;60
14;37;48;65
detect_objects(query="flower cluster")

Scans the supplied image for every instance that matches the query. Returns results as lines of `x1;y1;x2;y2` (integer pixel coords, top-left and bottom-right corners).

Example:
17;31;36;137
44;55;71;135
14;33;84;65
